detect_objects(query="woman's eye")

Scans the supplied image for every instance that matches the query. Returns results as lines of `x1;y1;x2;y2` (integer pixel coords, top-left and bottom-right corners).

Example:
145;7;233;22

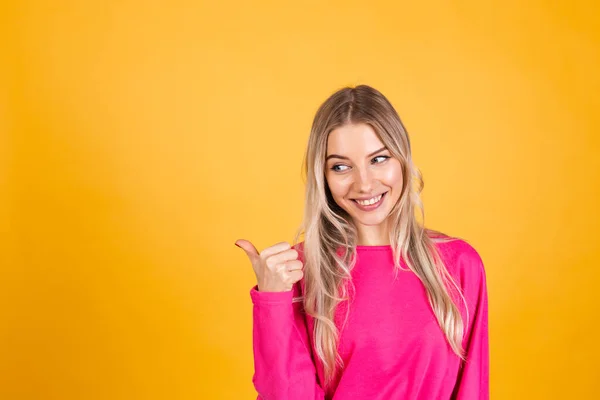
330;156;389;172
373;155;390;163
331;164;349;172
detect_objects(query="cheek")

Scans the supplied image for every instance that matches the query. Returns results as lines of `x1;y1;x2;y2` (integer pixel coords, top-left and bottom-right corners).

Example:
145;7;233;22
382;163;404;189
326;175;350;200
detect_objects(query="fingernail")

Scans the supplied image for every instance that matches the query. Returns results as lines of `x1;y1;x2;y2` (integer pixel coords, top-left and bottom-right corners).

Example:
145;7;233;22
234;243;241;248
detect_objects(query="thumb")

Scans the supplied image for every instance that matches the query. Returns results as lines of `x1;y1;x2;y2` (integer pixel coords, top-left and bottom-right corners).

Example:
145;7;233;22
235;239;260;262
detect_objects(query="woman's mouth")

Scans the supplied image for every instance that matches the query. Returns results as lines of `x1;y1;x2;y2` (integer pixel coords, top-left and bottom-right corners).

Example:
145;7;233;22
351;192;387;211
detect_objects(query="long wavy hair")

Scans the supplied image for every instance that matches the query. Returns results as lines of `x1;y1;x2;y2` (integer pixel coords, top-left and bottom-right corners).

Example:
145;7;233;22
291;84;469;389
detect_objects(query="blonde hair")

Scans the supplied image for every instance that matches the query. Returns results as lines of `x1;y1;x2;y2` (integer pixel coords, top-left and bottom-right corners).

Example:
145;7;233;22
292;84;468;389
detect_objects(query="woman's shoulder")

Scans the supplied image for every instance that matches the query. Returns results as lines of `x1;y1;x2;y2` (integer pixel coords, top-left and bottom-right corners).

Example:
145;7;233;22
293;236;484;273
431;235;486;285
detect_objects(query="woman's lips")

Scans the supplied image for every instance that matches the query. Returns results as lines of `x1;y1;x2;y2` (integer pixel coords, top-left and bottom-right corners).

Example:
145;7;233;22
351;192;387;211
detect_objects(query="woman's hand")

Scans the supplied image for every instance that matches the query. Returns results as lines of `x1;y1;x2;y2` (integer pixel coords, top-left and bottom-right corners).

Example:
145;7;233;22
235;239;304;292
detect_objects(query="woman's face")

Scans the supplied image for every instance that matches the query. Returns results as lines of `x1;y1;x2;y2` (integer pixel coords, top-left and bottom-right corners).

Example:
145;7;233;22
325;123;404;240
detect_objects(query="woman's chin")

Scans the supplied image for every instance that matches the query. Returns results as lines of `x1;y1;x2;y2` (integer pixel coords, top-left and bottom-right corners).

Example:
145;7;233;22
350;212;389;226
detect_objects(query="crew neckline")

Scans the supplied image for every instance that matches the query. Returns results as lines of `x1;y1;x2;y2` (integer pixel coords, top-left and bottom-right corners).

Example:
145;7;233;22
355;244;393;251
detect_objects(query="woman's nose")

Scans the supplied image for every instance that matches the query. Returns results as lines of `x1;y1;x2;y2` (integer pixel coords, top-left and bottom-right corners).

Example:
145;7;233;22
354;167;374;193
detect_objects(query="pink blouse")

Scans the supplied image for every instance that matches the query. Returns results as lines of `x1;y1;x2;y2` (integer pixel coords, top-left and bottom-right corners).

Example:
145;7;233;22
249;239;489;399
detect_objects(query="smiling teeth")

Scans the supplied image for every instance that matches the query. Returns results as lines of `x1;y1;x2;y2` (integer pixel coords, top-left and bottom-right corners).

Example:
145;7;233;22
356;194;383;206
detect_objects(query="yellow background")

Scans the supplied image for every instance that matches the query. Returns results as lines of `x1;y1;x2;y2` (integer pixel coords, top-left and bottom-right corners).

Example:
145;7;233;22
2;1;599;399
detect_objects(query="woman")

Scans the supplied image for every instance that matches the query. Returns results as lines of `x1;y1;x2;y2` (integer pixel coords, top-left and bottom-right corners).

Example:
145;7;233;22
236;85;489;399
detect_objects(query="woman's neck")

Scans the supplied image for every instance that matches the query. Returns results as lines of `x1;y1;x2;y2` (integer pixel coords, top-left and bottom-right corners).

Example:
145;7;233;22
356;224;390;246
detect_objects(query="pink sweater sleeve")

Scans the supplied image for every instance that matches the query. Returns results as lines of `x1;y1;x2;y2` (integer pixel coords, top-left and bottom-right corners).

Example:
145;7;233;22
250;282;326;400
452;244;490;399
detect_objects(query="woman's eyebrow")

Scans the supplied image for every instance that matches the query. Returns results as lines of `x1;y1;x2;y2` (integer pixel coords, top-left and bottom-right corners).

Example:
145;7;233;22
326;146;388;161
